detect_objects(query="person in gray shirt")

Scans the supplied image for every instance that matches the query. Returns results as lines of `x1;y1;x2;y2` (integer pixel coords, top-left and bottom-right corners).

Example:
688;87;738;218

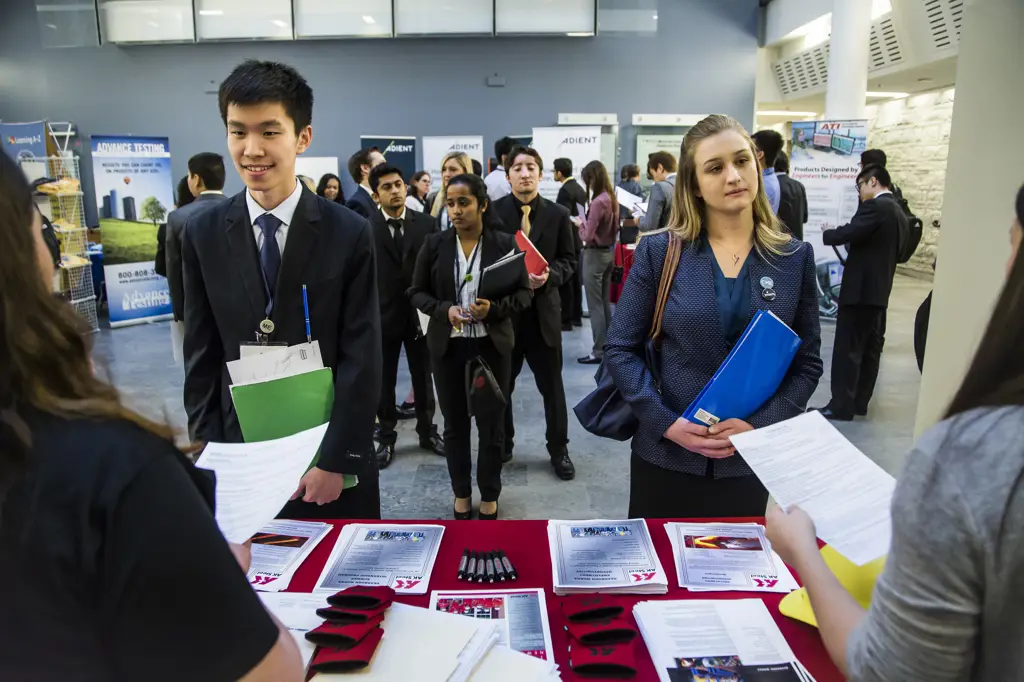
766;182;1024;681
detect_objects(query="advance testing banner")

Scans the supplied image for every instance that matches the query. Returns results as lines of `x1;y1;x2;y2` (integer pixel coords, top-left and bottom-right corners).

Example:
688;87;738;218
422;136;484;194
789;120;867;319
91;135;174;328
531;126;602;201
361;136;416;185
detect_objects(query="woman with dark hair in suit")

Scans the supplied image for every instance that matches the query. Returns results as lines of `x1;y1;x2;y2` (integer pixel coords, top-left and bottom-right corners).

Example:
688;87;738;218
406;171;431;212
409;173;531;520
605;114;823;518
316;173;344;204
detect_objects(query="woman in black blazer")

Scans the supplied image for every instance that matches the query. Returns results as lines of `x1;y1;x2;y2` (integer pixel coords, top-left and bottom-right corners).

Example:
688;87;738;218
605;114;823;518
409;173;531;520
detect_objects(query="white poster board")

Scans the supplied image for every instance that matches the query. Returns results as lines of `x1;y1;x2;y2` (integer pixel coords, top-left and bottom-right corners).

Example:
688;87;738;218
531;126;602;201
294;156;339;187
422;136;484;193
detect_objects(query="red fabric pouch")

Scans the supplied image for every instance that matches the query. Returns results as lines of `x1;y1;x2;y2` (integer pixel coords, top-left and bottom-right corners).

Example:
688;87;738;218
560;595;625;623
316;601;391;624
308;627;384;674
568;641;637;679
565;617;638;646
326;585;396;610
304;615;384;649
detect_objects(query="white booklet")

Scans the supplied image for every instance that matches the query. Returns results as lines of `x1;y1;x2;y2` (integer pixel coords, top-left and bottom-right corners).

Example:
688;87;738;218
664;522;798;593
548;518;668;595
429;588;556;666
634;599;815;682
730;411;895;565
312;524;445;595
247;519;332;592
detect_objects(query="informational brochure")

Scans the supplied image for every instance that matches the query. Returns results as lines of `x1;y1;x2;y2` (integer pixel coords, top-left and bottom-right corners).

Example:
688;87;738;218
730;411;895;565
548;519;668;595
247;519;332;592
634;599;813;682
429;588;556;664
313;524;445;595
228;340;324;385
665;522;798;593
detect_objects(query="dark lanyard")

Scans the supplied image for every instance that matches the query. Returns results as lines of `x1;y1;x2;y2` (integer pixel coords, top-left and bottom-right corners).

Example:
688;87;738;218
455;236;481;300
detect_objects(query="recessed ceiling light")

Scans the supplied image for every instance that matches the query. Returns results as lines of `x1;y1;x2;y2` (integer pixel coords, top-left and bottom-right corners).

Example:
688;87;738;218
198;9;224;16
566;32;593;37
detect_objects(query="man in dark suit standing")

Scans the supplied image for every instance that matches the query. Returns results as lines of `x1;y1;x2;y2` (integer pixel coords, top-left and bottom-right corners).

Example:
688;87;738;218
165;153;228;323
814;164;905;421
773;151;807;240
554;158;586;330
182;60;382;519
366;163;444;468
492;147;578;481
344;147;385;219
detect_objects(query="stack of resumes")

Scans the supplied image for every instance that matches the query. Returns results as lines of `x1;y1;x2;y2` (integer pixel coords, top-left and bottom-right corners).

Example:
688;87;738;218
634;599;817;682
313;524;445;595
247;520;332;592
664;522;798;594
548;519;668;595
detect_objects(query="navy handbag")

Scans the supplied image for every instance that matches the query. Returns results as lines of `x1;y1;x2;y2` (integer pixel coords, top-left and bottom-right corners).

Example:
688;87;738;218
573;234;682;441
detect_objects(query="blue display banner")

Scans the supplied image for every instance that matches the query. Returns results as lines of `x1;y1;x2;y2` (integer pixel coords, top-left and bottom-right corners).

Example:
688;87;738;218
361;136;417;184
0;121;47;161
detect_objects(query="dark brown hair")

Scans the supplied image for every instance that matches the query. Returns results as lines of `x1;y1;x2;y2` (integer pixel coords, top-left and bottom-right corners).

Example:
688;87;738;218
647;151;677;174
581;160;619;217
0;152;176;502
504;146;544;174
946;182;1024;418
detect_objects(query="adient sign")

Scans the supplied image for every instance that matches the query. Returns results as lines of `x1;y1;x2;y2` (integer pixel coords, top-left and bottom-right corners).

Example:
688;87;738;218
384;142;414;154
562;136;598;145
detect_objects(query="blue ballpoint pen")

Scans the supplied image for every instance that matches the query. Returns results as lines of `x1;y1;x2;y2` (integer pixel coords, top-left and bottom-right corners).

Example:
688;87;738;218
302;284;312;343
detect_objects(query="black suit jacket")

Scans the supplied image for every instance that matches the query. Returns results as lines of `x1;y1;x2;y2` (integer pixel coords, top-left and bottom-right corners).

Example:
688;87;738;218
345;186;376;219
776;174;808;241
556;178;587;251
155;223;167;278
491;195;578;347
181;187;382;476
408;228;531;359
165;193;229;321
370;208;438;339
823;192;904;308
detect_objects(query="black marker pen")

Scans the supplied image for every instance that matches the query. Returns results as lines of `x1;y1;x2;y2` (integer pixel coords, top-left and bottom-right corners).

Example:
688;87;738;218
498;549;518;580
484;553;496;583
492;551;508;582
465;551;478;582
457;548;470;581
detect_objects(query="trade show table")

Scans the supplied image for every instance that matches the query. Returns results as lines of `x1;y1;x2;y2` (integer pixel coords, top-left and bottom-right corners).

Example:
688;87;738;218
286;518;844;681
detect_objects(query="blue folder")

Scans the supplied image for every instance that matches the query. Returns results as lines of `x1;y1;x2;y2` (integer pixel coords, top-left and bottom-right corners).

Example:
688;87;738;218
682;310;801;426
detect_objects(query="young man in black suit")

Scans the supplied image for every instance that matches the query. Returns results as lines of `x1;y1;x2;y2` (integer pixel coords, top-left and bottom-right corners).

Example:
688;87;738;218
554;157;586;330
181;60;382;519
813;164;906;421
773;151;808;240
345;147;385;219
492;147;578;480
367;163;444;468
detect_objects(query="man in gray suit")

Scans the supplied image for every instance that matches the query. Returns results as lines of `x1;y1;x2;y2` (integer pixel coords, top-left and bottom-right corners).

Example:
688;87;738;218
165;152;228;322
638;150;677;232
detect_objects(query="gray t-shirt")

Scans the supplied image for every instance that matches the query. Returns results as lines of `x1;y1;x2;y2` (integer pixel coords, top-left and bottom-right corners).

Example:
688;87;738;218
847;405;1024;681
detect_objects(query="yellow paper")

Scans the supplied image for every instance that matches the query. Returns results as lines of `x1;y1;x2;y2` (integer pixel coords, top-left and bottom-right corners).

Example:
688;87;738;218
778;545;886;627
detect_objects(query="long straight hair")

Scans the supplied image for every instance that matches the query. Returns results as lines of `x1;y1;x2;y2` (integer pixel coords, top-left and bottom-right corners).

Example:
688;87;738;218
581;160;619;217
430;151;474;218
667;114;791;257
0;153;177;507
945;184;1024;418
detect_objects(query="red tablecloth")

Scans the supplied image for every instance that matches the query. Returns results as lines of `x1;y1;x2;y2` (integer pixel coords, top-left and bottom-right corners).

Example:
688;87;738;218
287;518;844;681
609;243;636;304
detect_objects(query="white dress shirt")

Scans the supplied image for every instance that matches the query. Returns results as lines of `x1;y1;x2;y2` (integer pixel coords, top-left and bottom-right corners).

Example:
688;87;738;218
451;234;487;338
380;206;407;238
484;166;512;203
246;178;303;255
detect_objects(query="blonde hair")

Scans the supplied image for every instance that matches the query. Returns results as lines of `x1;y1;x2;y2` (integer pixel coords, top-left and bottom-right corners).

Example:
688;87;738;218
430;151;474;217
667;114;791;257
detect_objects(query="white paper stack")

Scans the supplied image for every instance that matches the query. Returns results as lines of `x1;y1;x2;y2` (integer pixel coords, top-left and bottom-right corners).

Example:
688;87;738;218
634;599;817;682
548;519;668;595
664;522;799;594
258;593;325;674
313;524;445;595
468;644;563;682
248;520;332;592
312;602;498;682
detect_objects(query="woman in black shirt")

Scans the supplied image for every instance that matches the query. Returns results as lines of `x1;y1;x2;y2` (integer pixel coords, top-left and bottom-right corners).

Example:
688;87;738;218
0;153;302;681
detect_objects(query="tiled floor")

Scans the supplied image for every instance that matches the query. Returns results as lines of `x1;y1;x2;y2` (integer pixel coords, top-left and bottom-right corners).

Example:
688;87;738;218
91;274;933;520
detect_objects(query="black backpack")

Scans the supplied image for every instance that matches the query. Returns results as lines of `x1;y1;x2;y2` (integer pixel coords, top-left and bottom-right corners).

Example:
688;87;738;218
892;184;923;264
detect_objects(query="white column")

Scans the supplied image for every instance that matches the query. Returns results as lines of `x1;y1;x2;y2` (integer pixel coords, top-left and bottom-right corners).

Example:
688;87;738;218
914;0;1024;435
824;0;872;119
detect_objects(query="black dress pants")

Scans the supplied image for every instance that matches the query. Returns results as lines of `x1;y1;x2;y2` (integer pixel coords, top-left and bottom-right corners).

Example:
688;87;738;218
627;452;769;518
377;330;435;445
559;247;583;326
503;310;569;457
432;337;508;502
279;458;381;520
829;304;886;418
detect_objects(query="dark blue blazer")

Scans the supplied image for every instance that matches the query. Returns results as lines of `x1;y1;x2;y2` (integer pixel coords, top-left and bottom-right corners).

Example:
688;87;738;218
604;232;823;478
344;185;376;219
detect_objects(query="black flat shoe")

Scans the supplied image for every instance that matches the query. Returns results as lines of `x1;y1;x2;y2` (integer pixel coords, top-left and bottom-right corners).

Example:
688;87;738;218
551;452;576;481
478;504;498;521
577;354;601;365
396;402;416;420
454;498;473;520
420;430;446;457
375;441;395;469
811;406;853;422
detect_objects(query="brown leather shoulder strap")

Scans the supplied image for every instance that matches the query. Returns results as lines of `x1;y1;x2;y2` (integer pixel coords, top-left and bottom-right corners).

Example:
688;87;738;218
648;234;682;340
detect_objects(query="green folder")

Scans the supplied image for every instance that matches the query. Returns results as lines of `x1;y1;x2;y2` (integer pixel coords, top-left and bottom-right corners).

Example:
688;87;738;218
230;368;358;489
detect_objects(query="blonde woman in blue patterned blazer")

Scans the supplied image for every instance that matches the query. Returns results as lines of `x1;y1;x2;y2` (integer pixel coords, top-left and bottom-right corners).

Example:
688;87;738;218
604;114;823;518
